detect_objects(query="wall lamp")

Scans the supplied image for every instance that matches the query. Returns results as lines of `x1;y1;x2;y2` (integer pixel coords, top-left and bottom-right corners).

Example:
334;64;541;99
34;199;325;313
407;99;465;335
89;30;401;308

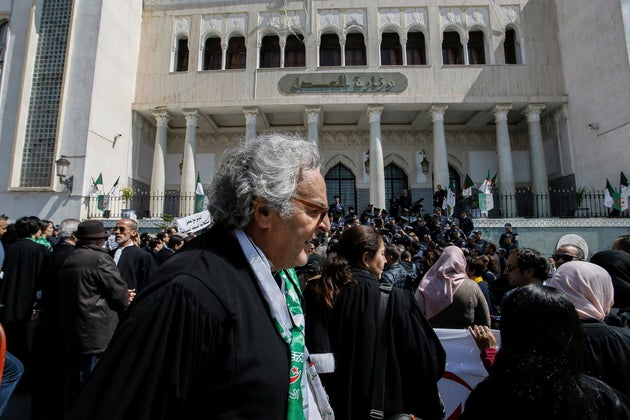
55;155;74;192
420;149;430;175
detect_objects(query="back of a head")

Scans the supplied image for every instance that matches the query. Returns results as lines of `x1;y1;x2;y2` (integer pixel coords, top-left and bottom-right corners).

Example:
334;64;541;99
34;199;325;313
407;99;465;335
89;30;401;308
15;216;41;238
336;225;381;268
58;218;80;240
590;249;630;308
500;284;584;371
384;244;401;263
511;247;550;282
208;133;320;229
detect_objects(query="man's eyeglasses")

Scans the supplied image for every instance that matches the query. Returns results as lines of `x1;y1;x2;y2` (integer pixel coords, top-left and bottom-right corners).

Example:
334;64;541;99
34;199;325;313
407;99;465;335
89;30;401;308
552;253;576;262
291;197;328;225
112;226;128;233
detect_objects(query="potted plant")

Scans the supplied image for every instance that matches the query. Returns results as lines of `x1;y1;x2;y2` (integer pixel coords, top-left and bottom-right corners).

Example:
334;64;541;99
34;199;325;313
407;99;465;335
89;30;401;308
120;187;135;218
575;185;590;217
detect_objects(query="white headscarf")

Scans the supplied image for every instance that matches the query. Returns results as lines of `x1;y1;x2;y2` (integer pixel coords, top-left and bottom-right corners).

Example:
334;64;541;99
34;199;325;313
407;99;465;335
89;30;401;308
416;245;469;319
549;261;614;321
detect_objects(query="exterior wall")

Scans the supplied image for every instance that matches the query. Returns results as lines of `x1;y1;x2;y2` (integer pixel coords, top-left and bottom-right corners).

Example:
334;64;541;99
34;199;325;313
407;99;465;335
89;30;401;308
555;0;630;190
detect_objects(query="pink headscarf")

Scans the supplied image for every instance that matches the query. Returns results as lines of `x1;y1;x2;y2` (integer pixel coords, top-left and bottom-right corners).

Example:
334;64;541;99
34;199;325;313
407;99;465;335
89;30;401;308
549;261;614;321
416;246;469;319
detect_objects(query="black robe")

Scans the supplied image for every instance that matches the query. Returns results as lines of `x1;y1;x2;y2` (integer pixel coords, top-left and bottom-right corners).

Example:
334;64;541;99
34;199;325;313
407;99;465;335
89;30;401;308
114;245;157;291
67;225;290;420
328;268;446;420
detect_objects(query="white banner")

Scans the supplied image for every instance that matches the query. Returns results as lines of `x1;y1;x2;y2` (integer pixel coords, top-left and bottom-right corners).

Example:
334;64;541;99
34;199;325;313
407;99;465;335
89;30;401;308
176;210;212;234
434;328;501;419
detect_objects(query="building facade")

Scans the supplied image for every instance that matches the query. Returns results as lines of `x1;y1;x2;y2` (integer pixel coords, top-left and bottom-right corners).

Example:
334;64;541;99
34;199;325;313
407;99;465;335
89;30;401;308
0;0;629;224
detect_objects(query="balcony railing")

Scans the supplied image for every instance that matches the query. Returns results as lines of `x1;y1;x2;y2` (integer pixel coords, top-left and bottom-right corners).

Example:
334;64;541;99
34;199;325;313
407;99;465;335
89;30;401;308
85;188;629;220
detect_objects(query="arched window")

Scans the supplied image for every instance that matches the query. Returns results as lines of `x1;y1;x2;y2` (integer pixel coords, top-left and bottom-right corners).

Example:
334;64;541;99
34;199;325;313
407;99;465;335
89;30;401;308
285;34;305;67
226;36;246;69
406;31;427;65
345;32;366;66
385;163;408;211
260;34;280;68
381;32;402;65
467;30;486;64
325;163;357;212
442;31;464;65
504;28;522;64
175;37;189;72
320;33;341;67
203;36;222;70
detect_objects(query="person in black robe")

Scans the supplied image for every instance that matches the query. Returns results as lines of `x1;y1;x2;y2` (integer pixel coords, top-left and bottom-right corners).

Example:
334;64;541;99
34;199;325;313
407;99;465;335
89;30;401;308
67;133;334;420
462;284;630;420
325;225;445;419
111;218;157;292
591;249;630;327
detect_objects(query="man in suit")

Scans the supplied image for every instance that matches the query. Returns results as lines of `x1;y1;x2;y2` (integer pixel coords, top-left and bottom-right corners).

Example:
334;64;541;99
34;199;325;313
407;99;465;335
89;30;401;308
112;218;157;292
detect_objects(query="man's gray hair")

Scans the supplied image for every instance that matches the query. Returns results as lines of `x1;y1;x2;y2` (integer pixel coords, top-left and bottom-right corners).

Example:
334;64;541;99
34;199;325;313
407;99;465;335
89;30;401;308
58;218;81;240
209;133;320;229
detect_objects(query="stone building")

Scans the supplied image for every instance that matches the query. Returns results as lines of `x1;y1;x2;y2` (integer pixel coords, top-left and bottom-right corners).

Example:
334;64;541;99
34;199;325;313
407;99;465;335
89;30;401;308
0;0;629;223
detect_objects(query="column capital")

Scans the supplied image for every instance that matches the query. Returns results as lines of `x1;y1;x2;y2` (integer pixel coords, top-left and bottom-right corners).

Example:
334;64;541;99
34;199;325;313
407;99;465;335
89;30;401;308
152;109;170;127
304;106;321;124
183;109;199;125
493;103;512;121
429;104;448;122
367;104;384;123
523;104;545;122
243;107;258;124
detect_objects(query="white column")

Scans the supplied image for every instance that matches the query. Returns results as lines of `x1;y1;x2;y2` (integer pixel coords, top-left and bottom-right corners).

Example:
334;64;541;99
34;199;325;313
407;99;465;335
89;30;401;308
180;109;199;216
493;104;517;217
367;105;385;210
221;42;227;70
430;104;449;190
243;107;258;139
150;110;169;218
524;104;549;216
305;106;321;147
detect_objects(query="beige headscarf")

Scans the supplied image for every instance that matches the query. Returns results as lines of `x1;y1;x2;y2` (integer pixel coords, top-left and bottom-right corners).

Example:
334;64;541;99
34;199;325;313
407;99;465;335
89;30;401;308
416;245;469;319
549;261;614;321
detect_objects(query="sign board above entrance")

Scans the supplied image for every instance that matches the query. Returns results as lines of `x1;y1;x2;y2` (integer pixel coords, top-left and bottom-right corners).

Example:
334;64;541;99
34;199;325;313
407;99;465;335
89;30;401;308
279;72;408;94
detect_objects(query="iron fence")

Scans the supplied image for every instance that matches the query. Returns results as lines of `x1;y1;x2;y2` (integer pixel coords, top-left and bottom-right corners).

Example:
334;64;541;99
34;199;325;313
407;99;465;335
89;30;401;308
84;188;629;220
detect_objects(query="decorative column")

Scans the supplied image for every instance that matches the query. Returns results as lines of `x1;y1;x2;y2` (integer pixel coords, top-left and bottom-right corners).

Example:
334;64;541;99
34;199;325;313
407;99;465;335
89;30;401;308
221;42;227;70
430;104;449;190
180;109;199;216
305;106;321;147
243;107;258;139
493;104;517;217
367;105;386;210
150;110;169;218
524;104;549;216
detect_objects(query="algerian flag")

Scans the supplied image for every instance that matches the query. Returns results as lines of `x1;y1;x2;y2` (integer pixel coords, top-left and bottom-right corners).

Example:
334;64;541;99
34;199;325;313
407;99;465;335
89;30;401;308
109;176;120;196
445;180;456;209
604;179;616;208
462;174;475;197
478;192;494;212
97;194;110;211
88;173;104;195
479;170;493;195
195;172;205;212
621;172;629;211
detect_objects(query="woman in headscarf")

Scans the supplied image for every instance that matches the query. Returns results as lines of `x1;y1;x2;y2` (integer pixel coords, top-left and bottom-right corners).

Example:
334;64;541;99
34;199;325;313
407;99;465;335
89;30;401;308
326;225;446;419
462;284;630;420
415;245;490;328
549;261;630;399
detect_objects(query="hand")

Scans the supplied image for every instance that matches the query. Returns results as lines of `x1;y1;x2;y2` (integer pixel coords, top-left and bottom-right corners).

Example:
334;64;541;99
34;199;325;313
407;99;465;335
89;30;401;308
468;325;497;351
128;289;137;303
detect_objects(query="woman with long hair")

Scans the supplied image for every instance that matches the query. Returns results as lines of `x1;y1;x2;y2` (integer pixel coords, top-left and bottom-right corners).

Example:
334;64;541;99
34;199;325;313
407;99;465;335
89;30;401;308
325;225;446;419
462;284;630;419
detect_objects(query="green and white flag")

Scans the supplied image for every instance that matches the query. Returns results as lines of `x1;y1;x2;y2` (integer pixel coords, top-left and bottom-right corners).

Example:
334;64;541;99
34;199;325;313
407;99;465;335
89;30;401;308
97;194;110;211
195;172;206;212
620;172;629;211
604;179;619;209
478;192;494;212
445;180;456;209
462;174;475;197
479;170;493;194
109;176;120;196
88;173;104;195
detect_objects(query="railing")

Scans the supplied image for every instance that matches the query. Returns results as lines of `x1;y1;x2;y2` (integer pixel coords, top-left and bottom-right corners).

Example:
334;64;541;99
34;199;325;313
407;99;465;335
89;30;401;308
85;188;629;220
456;188;629;219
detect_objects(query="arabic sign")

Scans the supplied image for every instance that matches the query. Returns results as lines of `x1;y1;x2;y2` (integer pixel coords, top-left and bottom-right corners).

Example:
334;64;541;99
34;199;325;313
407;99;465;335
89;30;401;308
278;72;407;94
176;210;212;234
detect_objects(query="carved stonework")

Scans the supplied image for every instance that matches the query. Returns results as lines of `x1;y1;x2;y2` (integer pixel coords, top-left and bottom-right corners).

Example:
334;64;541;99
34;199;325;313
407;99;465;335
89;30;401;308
286;11;306;32
524;104;545;123
202;15;223;38
174;17;191;36
493;103;512;121
259;12;282;30
318;10;341;32
367;105;384;123
430;104;448;121
305;106;321;124
379;8;401;27
344;9;366;31
226;13;247;35
465;8;488;28
440;8;463;28
404;8;428;29
501;6;520;26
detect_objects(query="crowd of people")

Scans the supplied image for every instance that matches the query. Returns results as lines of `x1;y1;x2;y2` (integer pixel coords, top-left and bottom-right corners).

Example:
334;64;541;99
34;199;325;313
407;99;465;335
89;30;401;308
0;132;628;419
